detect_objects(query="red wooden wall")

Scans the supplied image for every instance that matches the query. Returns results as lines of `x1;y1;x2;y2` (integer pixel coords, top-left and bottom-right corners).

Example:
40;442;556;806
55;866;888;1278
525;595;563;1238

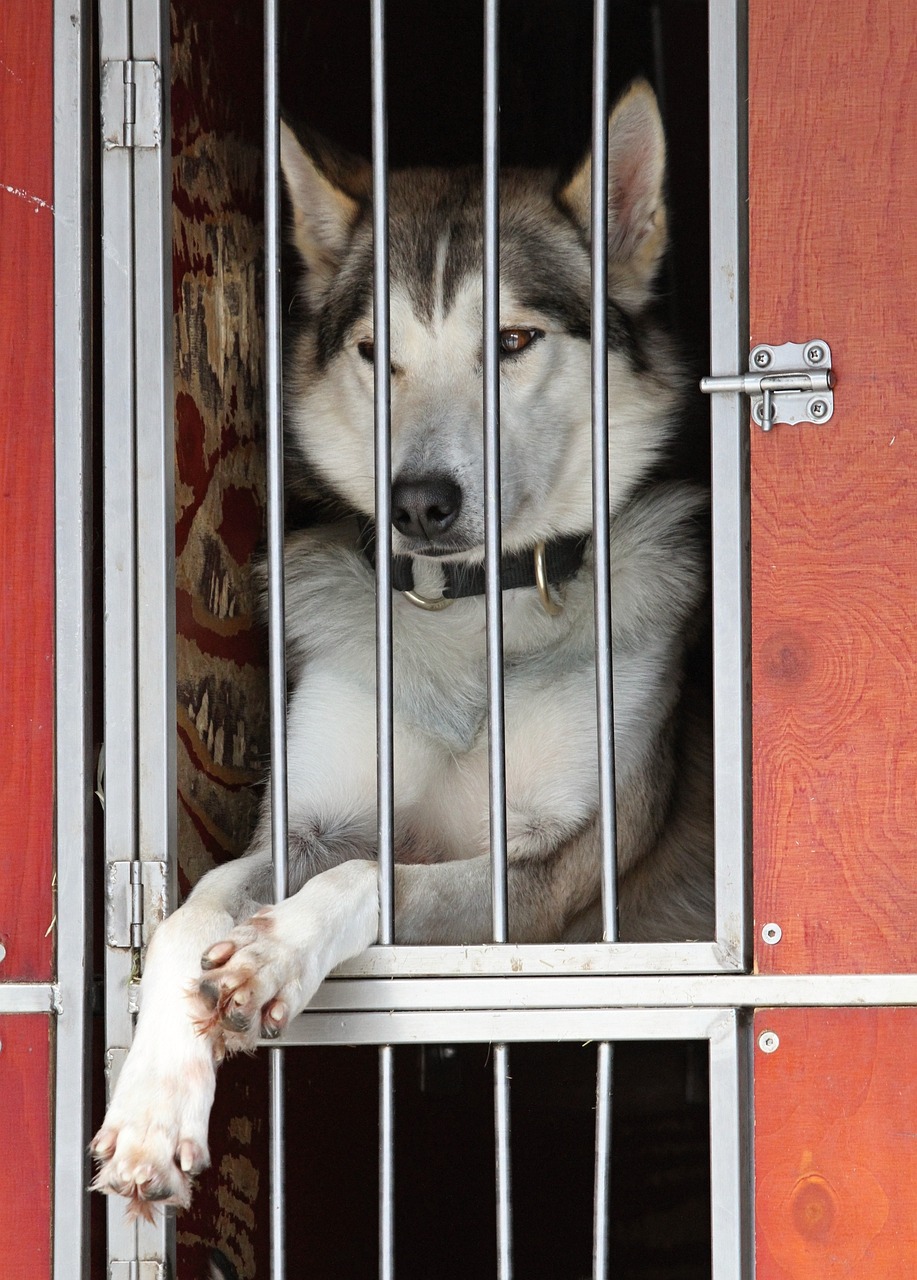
751;2;917;1275
0;0;55;982
0;3;55;1276
750;0;917;977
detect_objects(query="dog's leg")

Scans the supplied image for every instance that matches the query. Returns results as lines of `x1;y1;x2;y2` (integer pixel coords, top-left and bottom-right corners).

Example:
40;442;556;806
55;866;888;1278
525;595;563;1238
192;820;601;1044
90;852;273;1217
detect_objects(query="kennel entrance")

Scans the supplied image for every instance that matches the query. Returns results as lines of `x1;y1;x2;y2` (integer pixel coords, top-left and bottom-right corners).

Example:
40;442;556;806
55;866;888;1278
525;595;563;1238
1;2;916;1278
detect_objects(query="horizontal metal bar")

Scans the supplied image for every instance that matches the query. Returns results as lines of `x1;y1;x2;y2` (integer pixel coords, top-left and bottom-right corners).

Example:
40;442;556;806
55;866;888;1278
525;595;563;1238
700;370;833;396
333;939;739;977
281;1007;733;1048
0;985;60;1014
297;972;917;1015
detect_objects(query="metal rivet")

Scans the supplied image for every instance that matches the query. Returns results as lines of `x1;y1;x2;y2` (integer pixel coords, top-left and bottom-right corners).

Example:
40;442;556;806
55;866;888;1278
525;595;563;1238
804;344;825;365
758;1031;780;1054
809;398;829;419
753;348;772;368
761;922;782;945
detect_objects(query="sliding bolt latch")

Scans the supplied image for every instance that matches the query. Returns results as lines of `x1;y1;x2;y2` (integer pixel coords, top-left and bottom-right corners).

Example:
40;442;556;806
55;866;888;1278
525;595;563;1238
701;340;836;431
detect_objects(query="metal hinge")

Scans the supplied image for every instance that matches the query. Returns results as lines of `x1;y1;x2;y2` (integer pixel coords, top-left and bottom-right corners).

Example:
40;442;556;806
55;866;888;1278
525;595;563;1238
701;340;836;431
105;861;167;950
101;59;162;150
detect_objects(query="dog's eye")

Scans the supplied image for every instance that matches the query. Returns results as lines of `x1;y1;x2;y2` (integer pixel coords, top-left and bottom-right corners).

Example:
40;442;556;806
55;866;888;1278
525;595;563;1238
357;339;375;364
499;327;542;357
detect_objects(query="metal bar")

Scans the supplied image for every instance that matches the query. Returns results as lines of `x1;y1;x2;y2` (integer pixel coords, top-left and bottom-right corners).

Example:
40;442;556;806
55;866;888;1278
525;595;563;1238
493;1043;513;1279
128;0;177;1267
483;0;509;944
371;0;395;947
708;0;750;964
332;938;738;977
592;1042;614;1279
709;1011;753;1278
53;2;93;1274
269;1049;286;1278
283;1005;730;1048
99;0;140;1265
379;1046;395;1280
590;0;618;942
0;985;60;1014
264;0;288;1274
370;11;396;1272
132;0;176;892
295;971;917;1017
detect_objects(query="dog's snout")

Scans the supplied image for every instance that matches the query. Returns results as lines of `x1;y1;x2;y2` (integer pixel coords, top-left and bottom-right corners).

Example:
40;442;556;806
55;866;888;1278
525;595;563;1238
392;476;463;542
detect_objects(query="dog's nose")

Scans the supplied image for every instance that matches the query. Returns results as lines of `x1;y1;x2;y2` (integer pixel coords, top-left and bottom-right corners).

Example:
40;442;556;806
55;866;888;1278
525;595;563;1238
391;476;463;542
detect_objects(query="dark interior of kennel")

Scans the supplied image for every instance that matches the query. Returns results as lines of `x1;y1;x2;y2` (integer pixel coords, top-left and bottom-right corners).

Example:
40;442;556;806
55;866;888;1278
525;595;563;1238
168;1;711;1276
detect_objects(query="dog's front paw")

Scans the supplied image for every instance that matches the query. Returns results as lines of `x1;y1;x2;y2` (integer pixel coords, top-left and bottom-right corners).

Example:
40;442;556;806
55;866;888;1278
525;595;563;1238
91;1024;217;1219
195;909;312;1052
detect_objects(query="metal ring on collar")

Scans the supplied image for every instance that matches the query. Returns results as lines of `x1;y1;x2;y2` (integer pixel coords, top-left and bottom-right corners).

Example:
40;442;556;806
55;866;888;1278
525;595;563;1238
534;540;565;616
402;587;455;611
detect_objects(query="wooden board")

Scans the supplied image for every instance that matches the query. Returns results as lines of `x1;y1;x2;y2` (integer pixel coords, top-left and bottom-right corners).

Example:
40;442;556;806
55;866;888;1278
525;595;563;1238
0;1017;52;1278
0;1;55;980
755;1008;917;1277
749;0;917;973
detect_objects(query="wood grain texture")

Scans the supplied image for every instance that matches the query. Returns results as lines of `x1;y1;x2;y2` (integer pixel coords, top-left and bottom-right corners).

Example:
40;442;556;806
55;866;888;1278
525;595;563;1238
750;1;917;972
0;1017;52;1278
755;1008;917;1278
0;3;55;979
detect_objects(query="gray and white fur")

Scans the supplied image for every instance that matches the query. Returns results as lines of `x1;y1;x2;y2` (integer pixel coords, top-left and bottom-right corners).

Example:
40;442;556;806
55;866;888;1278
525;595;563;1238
92;79;712;1217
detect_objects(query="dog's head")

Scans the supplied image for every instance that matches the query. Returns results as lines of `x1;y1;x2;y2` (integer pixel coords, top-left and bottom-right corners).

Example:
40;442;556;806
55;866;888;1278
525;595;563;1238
281;81;681;560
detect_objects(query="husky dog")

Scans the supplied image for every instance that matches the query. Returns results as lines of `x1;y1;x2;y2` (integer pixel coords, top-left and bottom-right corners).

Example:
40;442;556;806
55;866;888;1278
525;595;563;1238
92;80;712;1215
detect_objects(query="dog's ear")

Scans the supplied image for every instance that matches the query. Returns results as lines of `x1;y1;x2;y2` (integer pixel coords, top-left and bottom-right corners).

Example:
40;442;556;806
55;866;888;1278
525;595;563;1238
280;120;371;289
559;79;667;311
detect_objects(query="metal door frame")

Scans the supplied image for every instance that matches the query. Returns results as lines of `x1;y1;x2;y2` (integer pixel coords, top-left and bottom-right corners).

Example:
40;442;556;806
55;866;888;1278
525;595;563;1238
80;1;914;1278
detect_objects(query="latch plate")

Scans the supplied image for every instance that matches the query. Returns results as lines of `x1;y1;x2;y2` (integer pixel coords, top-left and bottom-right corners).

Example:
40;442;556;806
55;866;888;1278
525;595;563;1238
105;861;167;948
700;340;835;430
101;59;162;150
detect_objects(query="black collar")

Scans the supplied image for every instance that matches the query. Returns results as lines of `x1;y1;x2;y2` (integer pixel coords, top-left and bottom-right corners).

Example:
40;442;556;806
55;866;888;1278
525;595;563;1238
360;523;589;604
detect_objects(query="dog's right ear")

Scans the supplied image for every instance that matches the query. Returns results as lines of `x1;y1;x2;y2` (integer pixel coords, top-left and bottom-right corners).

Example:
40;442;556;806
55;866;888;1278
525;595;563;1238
279;120;370;289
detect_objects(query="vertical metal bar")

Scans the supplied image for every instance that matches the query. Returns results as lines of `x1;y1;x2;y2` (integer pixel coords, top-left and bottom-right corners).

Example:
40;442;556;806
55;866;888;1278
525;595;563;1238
265;0;288;1275
371;0;394;950
484;10;512;1272
371;7;396;1273
708;0;750;964
379;1045;395;1280
493;1043;513;1280
592;1041;614;1278
483;0;508;945
53;2;93;1274
132;0;176;893
590;0;618;943
708;1011;753;1278
128;2;175;1267
100;0;139;1265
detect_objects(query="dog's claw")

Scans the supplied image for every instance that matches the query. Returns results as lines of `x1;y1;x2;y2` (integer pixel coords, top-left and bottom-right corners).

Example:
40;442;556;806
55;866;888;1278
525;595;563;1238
223;1008;251;1034
199;979;221;1009
201;939;236;970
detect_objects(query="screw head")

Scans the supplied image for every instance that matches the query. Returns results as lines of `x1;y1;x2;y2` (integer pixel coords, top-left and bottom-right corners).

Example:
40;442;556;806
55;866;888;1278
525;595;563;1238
805;344;825;365
761;922;782;945
758;1030;780;1054
809;399;829;419
753;348;772;368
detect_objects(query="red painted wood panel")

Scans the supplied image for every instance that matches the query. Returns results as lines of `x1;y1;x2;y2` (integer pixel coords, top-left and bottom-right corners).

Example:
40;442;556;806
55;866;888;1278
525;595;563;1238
755;1008;917;1278
0;3;55;979
0;1017;52;1278
750;0;917;973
